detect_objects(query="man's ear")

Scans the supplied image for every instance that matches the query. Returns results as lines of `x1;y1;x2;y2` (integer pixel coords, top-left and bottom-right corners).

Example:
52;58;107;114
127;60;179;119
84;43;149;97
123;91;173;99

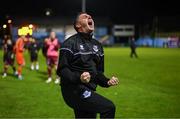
76;22;81;29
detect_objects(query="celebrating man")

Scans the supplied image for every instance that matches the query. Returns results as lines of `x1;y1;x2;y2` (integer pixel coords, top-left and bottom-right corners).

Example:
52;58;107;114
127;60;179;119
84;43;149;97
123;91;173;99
57;12;119;118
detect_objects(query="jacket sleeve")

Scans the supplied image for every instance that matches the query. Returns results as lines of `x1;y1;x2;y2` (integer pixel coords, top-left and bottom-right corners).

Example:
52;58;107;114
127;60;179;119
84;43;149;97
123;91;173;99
56;43;81;84
94;44;110;87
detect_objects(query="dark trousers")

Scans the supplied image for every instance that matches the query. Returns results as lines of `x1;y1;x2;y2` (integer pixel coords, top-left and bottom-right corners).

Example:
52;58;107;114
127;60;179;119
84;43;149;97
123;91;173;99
130;48;138;58
61;86;116;119
30;53;38;62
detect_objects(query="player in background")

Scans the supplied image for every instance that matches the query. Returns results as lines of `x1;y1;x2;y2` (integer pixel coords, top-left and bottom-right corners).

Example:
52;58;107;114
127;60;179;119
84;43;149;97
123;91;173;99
28;37;40;70
2;35;18;78
129;36;138;58
45;32;60;84
14;35;28;80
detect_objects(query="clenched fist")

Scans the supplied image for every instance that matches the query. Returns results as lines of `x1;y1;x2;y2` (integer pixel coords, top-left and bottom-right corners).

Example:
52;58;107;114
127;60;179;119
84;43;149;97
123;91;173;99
80;72;91;83
107;76;119;86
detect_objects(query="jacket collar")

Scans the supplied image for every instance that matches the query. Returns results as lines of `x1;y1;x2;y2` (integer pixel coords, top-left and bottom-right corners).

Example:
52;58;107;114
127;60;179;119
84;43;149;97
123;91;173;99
78;32;93;40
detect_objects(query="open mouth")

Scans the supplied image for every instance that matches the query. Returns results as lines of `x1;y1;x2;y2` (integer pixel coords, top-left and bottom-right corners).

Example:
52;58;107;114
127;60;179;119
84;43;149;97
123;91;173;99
88;21;92;25
87;19;94;32
87;19;93;26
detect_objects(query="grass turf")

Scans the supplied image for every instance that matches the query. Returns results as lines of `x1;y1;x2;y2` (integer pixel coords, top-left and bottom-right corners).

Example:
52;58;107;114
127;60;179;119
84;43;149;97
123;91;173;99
0;47;180;118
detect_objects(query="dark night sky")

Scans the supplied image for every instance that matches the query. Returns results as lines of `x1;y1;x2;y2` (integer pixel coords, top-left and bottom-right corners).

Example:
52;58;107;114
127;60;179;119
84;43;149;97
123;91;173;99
0;0;180;24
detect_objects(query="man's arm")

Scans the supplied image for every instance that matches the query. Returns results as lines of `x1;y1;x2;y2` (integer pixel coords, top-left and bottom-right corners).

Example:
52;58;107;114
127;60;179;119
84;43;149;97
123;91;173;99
93;45;110;87
54;39;60;51
94;45;119;87
56;47;81;84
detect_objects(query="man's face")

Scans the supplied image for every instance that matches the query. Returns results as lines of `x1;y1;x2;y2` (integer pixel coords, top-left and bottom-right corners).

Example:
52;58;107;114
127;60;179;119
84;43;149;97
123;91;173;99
76;13;94;33
21;35;25;39
50;32;56;39
21;35;28;42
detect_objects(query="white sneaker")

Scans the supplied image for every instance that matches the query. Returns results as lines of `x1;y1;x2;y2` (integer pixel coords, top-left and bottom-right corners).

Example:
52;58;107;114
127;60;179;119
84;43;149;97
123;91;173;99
14;71;18;76
18;75;23;80
31;65;34;70
54;78;60;84
46;77;52;83
36;64;39;70
2;73;7;78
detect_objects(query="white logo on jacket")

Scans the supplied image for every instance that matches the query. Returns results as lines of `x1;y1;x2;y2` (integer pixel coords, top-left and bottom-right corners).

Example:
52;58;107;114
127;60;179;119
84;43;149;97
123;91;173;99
80;45;84;50
82;90;91;98
93;45;98;52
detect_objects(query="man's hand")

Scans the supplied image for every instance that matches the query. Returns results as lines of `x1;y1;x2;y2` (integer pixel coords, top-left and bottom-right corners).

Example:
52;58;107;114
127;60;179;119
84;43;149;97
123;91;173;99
107;76;119;86
80;72;91;83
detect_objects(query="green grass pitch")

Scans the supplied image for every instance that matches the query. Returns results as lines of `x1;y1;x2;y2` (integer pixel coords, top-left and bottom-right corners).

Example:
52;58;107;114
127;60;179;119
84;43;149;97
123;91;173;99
0;47;180;118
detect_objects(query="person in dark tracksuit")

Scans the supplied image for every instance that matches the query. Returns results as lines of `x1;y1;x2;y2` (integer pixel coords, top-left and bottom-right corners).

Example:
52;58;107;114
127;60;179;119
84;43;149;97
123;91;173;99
130;37;138;58
2;35;18;78
28;38;40;70
57;12;119;118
